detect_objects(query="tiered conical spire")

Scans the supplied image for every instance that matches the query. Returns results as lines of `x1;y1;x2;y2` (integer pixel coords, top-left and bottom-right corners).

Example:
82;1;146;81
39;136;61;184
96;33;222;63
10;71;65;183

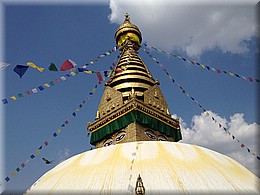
88;14;181;148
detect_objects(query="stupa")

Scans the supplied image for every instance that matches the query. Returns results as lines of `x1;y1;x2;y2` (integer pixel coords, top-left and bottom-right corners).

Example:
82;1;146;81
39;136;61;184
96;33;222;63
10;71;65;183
24;13;259;195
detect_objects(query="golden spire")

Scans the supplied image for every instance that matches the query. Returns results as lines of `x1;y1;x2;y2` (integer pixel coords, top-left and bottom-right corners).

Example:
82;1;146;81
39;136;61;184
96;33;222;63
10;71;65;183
87;13;181;148
115;13;142;51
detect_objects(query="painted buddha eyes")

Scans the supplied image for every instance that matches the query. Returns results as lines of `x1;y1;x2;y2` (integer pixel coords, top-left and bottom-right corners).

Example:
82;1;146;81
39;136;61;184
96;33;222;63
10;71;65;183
116;132;126;142
145;130;167;141
103;139;113;147
115;131;126;143
145;130;156;140
158;135;167;141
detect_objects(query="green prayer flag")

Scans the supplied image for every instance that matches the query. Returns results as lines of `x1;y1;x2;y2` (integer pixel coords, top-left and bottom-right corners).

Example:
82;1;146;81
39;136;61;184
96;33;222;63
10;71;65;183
48;63;58;71
18;93;23;98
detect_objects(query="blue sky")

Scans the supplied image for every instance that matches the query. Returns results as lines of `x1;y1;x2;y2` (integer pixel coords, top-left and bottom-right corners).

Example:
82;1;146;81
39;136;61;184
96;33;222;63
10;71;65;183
0;0;259;193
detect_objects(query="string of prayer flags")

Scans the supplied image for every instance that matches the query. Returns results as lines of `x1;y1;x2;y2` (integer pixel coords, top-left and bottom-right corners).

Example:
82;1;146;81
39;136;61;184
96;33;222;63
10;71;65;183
13;65;29;78
26;62;44;72
144;43;259;83
144;48;260;160
48;63;58;71
82;46;118;67
60;59;76;71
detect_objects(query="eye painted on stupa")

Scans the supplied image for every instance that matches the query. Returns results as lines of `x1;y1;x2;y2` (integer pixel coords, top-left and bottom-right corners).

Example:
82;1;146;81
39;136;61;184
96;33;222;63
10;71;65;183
115;131;126;142
103;138;113;147
145;130;156;140
158;135;167;141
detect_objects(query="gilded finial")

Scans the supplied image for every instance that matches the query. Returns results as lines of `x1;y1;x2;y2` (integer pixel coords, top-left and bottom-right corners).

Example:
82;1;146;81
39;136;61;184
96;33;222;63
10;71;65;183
124;13;130;22
135;174;145;195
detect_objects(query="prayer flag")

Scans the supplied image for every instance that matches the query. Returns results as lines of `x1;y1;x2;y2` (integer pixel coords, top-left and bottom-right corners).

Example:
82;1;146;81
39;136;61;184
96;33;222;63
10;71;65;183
2;99;8;104
50;81;55;86
44;141;48;146
241;144;245;148
44;83;50;88
248;77;253;82
32;88;38;93
25;90;32;94
70;72;76;76
60;60;75;71
5;177;10;182
38;145;42;149
26;62;37;69
78;67;85;72
72;112;76;117
217;69;221;73
21;163;25;168
247;148;250;153
0;62;10;70
18;93;23;98
65;120;69;125
232;135;235;140
35;150;40;155
11;172;15;177
13;65;29;78
27;62;44;72
55;79;60;83
84;70;94;74
38;86;44;91
16;168;20;172
96;72;104;84
10;96;17;100
48;63;58;71
61;124;65;127
30;154;35;159
116;68;123;73
57;128;62;133
60;76;66;81
53;132;57;137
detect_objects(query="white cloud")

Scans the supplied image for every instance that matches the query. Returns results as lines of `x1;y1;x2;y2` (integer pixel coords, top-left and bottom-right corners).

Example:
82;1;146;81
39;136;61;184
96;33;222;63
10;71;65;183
172;111;259;177
109;0;257;57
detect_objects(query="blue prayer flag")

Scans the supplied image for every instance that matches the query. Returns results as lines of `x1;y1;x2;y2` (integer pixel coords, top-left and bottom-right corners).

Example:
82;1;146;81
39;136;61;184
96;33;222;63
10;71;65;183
2;99;8;104
13;65;29;78
38;86;44;91
53;132;57;137
5;177;10;182
30;154;35;159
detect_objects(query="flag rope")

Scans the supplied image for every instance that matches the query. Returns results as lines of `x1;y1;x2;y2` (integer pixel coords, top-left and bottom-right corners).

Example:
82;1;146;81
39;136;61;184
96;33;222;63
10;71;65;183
143;48;260;161
1;47;119;105
3;55;120;183
144;43;259;83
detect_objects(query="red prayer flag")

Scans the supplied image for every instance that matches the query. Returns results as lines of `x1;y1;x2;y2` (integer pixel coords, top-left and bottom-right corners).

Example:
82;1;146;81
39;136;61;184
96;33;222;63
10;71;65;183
21;163;25;168
60;60;75;71
96;72;104;84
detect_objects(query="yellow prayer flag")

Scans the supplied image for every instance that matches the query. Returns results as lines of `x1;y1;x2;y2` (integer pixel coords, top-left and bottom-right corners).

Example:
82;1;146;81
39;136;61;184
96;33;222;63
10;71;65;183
106;52;110;55
44;83;50;88
57;128;62;133
84;70;93;74
27;61;38;69
27;61;44;72
11;172;15;177
10;96;17;100
90;61;94;64
35;150;40;155
201;64;205;69
229;72;235;76
37;67;44;72
70;72;76;76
